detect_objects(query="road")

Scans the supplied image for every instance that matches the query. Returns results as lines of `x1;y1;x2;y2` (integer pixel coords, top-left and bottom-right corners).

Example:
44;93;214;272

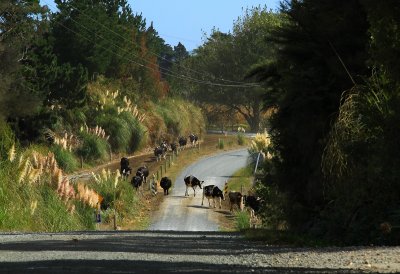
1;148;400;273
149;149;249;231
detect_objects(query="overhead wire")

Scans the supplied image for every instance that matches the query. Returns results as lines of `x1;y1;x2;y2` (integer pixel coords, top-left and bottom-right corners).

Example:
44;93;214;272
51;16;260;88
44;1;260;88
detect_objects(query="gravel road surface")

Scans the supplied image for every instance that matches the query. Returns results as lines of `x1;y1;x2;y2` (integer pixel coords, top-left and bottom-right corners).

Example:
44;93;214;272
0;231;399;273
149;149;249;231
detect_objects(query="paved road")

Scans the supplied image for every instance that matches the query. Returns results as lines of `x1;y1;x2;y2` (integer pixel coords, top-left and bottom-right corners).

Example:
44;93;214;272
149;149;249;231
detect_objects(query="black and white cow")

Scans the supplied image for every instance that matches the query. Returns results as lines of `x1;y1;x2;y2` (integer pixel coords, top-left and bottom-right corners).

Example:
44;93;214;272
202;185;225;209
228;191;244;212
189;133;198;146
136;166;149;184
131;175;143;190
184;175;203;197
160;177;172;195
243;195;262;218
154;146;166;161
120;157;131;180
178;136;187;149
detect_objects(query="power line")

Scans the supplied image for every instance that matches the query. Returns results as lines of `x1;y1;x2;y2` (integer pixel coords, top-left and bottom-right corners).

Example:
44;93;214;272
51;17;259;88
45;1;260;87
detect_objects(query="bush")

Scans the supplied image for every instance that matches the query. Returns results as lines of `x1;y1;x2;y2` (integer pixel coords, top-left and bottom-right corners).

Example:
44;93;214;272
96;112;131;153
51;145;79;173
77;131;109;162
237;133;245;145
236;211;251;230
0;119;15;161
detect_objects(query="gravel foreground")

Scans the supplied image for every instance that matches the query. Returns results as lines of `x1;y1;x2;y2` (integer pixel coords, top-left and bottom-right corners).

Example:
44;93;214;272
0;231;399;273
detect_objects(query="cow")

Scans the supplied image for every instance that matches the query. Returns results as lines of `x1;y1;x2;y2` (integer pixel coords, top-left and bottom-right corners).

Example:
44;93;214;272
154;146;166;161
243;195;262;218
170;142;178;153
160;177;172;195
184;175;203;197
178;136;187;149
228;191;244;212
131;175;143;191
120;157;131;180
201;185;225;209
136;166;149;184
189;133;198;146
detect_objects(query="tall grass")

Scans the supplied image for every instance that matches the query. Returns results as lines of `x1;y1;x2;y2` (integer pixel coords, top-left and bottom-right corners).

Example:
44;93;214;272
321;73;400;244
77;131;109;162
51;145;79;173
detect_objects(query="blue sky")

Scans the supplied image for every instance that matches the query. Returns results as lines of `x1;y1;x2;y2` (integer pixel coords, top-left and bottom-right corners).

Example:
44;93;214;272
40;0;281;51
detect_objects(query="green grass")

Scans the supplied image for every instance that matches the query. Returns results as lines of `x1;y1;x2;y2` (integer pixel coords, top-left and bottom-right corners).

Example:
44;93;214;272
51;145;79;173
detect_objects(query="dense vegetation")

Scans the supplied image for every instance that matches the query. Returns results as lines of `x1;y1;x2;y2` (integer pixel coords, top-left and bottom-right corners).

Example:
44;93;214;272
174;2;400;245
0;0;205;231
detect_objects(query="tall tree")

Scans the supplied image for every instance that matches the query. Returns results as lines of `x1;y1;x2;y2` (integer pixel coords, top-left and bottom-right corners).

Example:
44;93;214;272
173;7;281;132
265;0;370;228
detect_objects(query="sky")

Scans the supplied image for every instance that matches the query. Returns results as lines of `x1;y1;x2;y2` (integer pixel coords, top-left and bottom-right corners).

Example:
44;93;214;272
40;0;281;51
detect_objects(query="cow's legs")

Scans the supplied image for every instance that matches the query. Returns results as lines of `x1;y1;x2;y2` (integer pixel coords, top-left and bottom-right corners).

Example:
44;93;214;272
185;186;188;196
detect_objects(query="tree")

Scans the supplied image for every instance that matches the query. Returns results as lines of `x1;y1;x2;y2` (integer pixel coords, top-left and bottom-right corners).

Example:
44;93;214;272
173;7;282;132
263;0;370;229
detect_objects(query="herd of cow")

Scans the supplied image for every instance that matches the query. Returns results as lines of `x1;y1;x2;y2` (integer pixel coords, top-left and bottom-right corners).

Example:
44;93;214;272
120;133;262;224
153;134;199;161
183;175;262;219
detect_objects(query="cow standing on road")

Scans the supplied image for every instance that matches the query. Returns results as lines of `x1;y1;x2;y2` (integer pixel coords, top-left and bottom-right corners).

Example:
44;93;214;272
178;136;187;150
136;166;149;184
189;133;198;147
184;175;203;197
120;157;131;180
131;175;143;191
160;177;172;195
202;185;225;209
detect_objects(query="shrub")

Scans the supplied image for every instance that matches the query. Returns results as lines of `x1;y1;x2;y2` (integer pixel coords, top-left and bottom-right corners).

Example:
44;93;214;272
96;112;131;153
0;119;15;161
77;131;109;162
50;145;79;173
236;211;251;230
237;133;245;145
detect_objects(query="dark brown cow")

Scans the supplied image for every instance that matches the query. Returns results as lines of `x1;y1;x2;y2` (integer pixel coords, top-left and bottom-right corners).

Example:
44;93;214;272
228;191;244;211
202;185;225;209
184;175;203;197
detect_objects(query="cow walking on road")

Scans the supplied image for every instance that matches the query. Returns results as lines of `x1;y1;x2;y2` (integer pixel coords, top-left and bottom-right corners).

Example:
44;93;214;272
136;166;149;184
160;177;172;195
120;157;131;180
202;185;225;209
184;175;203;197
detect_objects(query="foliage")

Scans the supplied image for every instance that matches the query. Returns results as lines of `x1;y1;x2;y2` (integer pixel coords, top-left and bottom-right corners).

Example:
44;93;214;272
50;145;79;173
76;131;109;162
171;7;283;132
235;211;251;230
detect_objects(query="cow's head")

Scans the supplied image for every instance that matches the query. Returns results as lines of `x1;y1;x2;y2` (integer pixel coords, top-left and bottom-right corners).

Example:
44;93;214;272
199;181;204;189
